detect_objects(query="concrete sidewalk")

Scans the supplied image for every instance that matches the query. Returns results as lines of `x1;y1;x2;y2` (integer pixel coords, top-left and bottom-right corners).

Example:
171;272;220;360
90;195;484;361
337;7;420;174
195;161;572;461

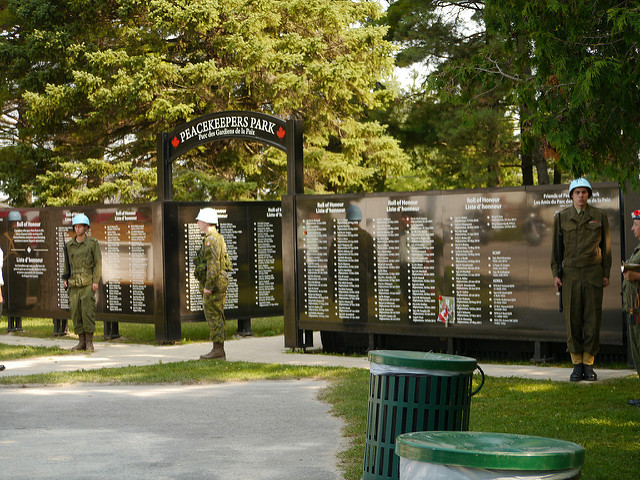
0;332;635;382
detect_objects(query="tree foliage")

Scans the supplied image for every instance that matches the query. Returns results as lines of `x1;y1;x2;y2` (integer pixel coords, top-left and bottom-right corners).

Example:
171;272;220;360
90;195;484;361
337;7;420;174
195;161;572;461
384;0;640;188
382;1;524;189
486;1;640;183
0;0;408;206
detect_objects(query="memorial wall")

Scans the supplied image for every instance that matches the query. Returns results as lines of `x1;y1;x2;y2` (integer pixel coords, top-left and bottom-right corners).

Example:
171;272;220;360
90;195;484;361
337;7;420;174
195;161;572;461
0;184;625;347
0;201;283;328
295;183;623;345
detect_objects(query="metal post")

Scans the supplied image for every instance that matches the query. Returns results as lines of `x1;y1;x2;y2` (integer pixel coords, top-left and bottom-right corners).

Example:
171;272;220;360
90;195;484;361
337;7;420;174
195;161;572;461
52;318;69;336
236;317;254;336
7;316;23;332
283;118;305;349
104;321;120;339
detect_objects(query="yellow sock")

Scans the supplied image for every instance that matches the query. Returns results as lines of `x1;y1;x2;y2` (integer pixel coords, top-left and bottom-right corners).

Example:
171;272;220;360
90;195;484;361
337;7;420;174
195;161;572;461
570;352;583;365
583;353;595;366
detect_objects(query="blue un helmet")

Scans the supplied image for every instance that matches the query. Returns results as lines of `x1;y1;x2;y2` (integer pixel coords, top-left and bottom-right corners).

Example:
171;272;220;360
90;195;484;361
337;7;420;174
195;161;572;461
569;178;592;198
72;213;90;227
346;205;362;222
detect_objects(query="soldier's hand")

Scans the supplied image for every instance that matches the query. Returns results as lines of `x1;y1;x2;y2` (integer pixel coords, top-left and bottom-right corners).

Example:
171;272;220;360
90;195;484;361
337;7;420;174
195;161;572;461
603;277;610;287
554;276;562;290
203;288;211;295
92;283;99;292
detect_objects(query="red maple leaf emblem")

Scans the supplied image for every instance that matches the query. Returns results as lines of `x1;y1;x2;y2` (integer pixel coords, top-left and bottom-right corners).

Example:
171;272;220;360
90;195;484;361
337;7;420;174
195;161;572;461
276;127;286;139
171;136;180;148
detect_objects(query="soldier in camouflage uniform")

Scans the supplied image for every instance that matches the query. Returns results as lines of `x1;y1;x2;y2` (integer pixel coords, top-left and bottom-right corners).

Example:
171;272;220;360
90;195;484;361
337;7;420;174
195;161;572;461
551;178;611;381
63;214;102;352
195;208;231;360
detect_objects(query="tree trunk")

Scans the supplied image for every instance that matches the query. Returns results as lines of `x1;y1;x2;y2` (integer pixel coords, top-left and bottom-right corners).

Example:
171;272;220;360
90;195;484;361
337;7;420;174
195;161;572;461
533;138;549;185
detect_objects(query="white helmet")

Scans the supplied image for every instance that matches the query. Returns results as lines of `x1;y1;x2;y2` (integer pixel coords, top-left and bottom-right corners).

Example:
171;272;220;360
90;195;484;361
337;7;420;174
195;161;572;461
196;207;218;225
569;178;592;198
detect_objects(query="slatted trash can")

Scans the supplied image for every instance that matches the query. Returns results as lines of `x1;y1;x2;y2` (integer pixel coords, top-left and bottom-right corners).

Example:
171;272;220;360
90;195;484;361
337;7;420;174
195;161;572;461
395;431;585;480
362;350;484;480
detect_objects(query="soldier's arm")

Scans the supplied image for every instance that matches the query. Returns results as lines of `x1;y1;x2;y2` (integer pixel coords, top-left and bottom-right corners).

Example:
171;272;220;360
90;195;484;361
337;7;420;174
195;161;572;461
204;241;222;293
92;240;102;291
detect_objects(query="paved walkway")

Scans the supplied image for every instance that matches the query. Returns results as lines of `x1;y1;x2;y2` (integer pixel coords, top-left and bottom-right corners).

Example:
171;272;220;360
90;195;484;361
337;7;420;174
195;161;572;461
0;332;635;381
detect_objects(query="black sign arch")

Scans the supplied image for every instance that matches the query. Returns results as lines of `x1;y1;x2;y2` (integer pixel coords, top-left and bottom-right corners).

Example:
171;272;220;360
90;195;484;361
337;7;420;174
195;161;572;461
156;111;303;342
157;110;303;200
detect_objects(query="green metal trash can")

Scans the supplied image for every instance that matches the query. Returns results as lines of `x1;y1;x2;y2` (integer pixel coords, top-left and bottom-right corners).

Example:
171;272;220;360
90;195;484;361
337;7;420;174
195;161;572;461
395;431;585;480
362;350;484;480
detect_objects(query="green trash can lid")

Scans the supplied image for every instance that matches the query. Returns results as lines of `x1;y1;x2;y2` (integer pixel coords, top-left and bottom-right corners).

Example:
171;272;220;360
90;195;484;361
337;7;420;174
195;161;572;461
368;350;477;373
396;431;585;471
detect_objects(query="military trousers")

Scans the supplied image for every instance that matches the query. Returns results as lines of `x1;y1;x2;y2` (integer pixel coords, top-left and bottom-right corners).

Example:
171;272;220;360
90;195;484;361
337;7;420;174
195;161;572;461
628;314;640;378
561;266;604;355
69;284;96;334
203;291;226;343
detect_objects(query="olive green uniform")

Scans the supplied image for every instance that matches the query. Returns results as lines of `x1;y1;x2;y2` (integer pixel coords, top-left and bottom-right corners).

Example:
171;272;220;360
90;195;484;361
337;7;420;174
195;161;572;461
551;204;611;356
198;230;231;343
64;236;102;334
622;244;640;377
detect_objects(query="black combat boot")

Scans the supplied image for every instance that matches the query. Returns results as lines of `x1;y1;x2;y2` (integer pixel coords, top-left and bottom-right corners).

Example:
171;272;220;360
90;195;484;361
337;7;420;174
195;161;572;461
582;364;597;381
569;363;584;382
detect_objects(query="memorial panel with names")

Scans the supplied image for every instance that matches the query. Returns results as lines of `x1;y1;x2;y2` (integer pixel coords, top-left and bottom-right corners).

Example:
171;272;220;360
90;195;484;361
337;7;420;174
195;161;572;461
3;209;58;315
216;206;247;315
298;210;331;321
442;190;528;332
176;202;282;320
248;204;283;313
61;206;155;316
297;198;370;325
525;184;622;343
364;195;443;325
330;206;368;323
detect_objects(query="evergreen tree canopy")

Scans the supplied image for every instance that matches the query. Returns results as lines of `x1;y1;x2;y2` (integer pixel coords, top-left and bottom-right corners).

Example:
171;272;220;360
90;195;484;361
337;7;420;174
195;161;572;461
0;0;408;206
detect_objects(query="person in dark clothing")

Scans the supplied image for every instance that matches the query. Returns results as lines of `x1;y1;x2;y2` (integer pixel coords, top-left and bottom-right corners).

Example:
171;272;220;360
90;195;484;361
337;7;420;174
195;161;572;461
622;209;640;406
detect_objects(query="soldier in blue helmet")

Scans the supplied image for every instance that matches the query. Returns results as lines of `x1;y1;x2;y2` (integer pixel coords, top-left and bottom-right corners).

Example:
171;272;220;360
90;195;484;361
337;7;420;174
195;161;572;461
551;178;611;381
63;214;102;352
622;209;640;406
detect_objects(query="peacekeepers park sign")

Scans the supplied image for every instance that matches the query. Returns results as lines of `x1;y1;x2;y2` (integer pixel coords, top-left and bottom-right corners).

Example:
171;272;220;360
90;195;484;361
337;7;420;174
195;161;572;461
165;111;287;163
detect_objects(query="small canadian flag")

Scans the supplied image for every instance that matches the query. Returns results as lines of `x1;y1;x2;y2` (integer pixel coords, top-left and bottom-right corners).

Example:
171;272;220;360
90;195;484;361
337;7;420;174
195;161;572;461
437;296;450;323
438;305;450;323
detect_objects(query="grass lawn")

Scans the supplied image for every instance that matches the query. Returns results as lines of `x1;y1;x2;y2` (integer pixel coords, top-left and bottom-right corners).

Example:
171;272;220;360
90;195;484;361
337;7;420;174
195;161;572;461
321;370;640;480
2;316;284;344
2;317;639;479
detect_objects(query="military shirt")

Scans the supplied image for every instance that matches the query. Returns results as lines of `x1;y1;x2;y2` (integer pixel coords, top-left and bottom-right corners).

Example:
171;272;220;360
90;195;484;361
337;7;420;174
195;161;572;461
551;203;611;279
64;236;102;288
199;230;231;293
